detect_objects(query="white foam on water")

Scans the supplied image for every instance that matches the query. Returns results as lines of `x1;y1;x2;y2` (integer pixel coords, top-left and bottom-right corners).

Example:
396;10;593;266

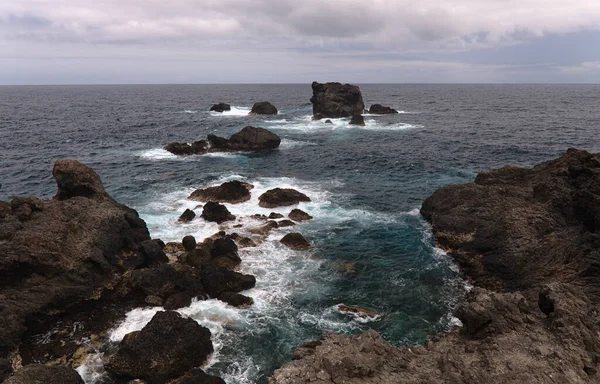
76;353;105;383
181;110;198;114
263;114;422;133
279;139;317;149
210;106;251;117
203;152;247;159
138;148;179;161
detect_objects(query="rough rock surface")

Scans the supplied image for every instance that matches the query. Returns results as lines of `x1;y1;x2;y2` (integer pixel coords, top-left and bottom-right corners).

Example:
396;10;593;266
310;82;365;118
209;102;231;112
289;209;313;221
201;202;235;223
5;364;84;384
368;104;398;114
189;180;252;204
105;311;213;384
349;114;365;126
280;233;311;250
270;149;600;384
259;188;311;208
250;101;278;115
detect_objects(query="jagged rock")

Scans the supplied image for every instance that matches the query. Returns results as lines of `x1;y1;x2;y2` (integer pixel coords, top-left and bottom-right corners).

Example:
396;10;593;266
288;209;313;221
170;369;226;384
310;81;365;118
0;358;12;382
280;233;311;250
178;209;196;223
105;311;213;384
164;292;192;310
269;212;284;219
209;103;231;112
189;181;252;204
349;114;365;126
250;101;278;115
164;140;208;156
259;188;311;208
182;235;197;251
5;364;84;384
217;292;254;307
369;104;398;114
201;202;235;224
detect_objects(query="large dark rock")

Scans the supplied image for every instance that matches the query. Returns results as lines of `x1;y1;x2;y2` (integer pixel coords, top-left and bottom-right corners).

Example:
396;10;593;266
164;140;208;156
105;311;213;384
271;149;600;384
209;103;231;112
209;126;281;152
189;180;252;204
182;235;197;251
178;209;196;223
201;202;235;223
217;291;254;307
369;104;398;114
201;265;256;297
0;160;151;361
5;364;84;384
349;114;365;126
250;101;278;115
288;209;313;221
310;81;365;118
280;233;311;250
258;188;311;208
128;264;205;300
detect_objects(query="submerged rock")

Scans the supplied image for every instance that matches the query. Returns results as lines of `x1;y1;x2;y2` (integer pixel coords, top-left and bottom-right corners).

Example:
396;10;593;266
201;202;235;223
288;209;313;221
189;180;252;204
310;81;365;118
210;102;231;112
280;233;311;249
349;114;365;126
250;101;278;115
258;188;311;208
105;311;213;384
369;104;398;114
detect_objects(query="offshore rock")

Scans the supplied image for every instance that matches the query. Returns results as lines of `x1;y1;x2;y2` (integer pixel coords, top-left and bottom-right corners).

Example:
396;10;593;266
258;188;311;208
209;102;231;112
288;209;313;221
201;202;235;223
189;180;252;204
201;264;256;297
280;233;311;250
208;126;281;152
105;311;213;384
164;140;208;156
310;81;365;118
250;101;278;115
5;364;84;384
178;208;196;223
368;104;398;114
271;149;600;384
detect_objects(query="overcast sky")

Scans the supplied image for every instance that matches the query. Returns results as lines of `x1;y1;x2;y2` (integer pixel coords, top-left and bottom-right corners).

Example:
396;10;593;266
2;0;600;84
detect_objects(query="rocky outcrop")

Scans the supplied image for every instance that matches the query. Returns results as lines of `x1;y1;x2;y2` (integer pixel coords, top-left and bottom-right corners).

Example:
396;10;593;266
4;364;84;384
271;149;600;384
165;127;280;155
0;159;152;364
201;202;235;223
349;114;365;126
289;209;313;221
105;311;213;384
280;233;311;250
210;102;231;112
258;188;311;208
310;82;365;118
189;180;252;204
369;104;398;114
250;101;278;115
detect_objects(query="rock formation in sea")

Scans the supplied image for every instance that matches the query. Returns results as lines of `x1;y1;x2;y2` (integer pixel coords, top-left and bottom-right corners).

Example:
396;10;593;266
164;126;281;156
310;81;365;118
369;104;398;114
189;180;253;204
289;209;313;221
210;102;231;112
280;233;311;250
250;101;278;115
270;148;600;384
349;114;365;126
258;188;311;208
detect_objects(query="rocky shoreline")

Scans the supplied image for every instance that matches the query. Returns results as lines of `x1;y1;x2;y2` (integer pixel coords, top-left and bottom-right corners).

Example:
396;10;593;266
270;148;600;383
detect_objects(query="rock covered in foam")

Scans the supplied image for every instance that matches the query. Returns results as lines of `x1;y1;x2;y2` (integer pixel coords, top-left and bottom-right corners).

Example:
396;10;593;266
105;311;213;384
310;81;365;118
258;188;311;208
170;369;226;384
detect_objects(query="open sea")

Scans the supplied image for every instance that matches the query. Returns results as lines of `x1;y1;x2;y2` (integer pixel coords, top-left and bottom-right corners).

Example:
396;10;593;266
1;84;600;383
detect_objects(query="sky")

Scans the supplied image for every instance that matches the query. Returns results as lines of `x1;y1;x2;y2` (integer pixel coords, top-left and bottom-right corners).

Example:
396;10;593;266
1;0;600;84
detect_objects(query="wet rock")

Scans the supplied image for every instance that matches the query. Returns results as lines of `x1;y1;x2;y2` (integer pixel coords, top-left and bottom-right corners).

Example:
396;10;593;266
310;81;365;118
201;202;235;224
217;292;254;307
248;220;279;236
369;104;398;114
182;235;197;251
258;188;311;208
170;369;226;384
250;101;278;115
5;364;84;384
209;102;231;112
178;209;196;223
337;304;382;319
105;311;213;384
288;209;313;221
324;119;333;124
277;219;296;227
189;181;252;204
201;265;256;297
280;233;311;249
269;212;284;219
237;236;257;248
164;140;208;156
164;292;192;310
349;114;365;126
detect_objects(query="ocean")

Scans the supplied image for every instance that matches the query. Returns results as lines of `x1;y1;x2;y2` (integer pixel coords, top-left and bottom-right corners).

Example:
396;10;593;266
2;84;600;383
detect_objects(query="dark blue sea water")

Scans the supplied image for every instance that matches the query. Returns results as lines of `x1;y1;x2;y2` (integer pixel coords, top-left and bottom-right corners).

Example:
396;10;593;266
2;84;600;383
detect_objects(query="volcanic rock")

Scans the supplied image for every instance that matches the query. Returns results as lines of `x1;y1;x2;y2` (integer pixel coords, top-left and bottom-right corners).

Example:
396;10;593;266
369;104;398;114
164;292;193;310
310;81;365;118
201;202;235;223
105;311;213;384
164;140;208;156
280;233;311;249
258;188;311;208
217;292;254;307
189;180;252;204
349;114;365;126
178;209;196;223
288;209;313;221
250;101;278;115
5;364;84;384
201;264;256;297
53;159;108;200
209;103;231;112
237;236;257;248
210;126;281;152
182;235;197;251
